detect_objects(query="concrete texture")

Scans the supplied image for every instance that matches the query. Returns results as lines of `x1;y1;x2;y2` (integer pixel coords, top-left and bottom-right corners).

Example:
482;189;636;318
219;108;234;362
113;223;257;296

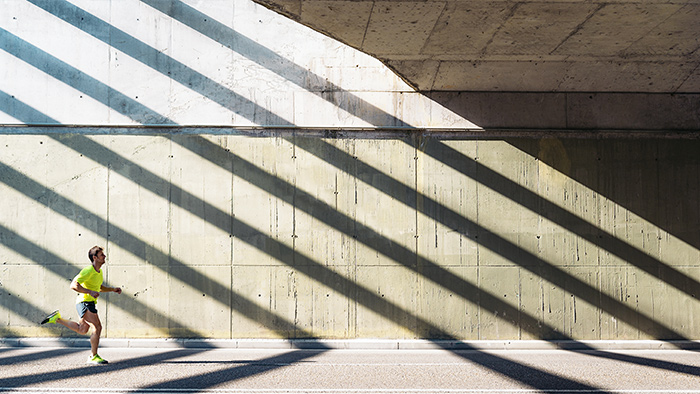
0;0;475;130
426;92;700;131
255;0;700;132
1;134;700;341
259;0;700;93
0;0;699;343
2;1;697;133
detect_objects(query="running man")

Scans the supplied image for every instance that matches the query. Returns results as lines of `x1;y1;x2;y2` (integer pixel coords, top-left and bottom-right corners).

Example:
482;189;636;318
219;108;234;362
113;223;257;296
41;246;122;364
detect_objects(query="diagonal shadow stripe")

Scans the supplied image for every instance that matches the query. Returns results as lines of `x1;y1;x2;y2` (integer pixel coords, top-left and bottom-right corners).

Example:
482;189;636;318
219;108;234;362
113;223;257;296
134;0;700;305
0;91;57;125
140;0;410;128
0;347;83;366
138;350;322;391
574;349;700;377
1;292;60;332
0;29;176;126
171;133;686;341
52;131;573;341
0;158;328;344
177;136;560;338
286;136;689;340
0;348;208;387
419;140;700;299
25;0;292;127
0;222;203;338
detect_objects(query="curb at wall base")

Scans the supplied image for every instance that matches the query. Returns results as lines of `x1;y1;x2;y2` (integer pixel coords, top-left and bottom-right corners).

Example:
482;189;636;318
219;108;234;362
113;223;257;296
2;338;700;350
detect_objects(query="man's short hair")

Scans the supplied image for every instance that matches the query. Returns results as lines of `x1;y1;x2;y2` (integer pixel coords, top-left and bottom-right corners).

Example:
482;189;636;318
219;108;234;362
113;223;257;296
88;246;103;263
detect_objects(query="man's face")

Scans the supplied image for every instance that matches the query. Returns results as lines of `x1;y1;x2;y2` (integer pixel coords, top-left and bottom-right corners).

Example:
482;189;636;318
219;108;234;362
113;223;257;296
94;250;106;265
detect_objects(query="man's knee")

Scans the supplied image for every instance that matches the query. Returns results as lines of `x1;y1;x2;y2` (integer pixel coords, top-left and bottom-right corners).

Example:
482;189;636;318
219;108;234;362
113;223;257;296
77;322;90;335
80;312;102;334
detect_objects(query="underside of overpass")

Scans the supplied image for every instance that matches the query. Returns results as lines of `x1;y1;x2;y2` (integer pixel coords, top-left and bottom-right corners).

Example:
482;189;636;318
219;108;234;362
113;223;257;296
254;0;700;93
254;0;700;132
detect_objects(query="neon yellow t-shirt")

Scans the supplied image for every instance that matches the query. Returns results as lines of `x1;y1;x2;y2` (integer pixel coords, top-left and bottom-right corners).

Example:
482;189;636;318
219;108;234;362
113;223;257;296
74;265;103;303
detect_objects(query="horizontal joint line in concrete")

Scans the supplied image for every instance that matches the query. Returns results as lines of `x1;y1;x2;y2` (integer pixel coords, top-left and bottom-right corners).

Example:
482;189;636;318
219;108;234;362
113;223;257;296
0;125;699;139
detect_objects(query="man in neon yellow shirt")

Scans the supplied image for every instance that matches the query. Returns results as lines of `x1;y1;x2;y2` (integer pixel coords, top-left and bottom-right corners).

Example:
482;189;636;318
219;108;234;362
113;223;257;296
41;246;122;364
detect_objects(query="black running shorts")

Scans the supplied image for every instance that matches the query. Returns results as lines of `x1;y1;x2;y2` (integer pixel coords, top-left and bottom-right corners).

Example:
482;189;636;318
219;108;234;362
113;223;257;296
76;301;98;318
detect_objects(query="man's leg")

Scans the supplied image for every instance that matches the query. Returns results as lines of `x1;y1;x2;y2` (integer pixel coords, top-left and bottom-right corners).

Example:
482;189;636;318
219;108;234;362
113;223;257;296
41;311;90;334
41;305;107;364
56;317;90;335
81;311;102;357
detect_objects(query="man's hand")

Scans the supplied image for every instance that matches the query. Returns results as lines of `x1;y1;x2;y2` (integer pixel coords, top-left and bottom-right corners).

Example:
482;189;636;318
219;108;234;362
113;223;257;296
90;290;100;299
114;287;122;295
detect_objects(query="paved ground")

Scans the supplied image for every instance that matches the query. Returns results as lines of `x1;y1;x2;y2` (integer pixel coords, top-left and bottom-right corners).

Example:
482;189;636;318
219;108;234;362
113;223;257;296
1;346;700;393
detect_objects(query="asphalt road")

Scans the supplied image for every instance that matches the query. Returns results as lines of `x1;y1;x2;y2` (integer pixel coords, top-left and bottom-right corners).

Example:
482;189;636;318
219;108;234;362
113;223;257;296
1;347;700;393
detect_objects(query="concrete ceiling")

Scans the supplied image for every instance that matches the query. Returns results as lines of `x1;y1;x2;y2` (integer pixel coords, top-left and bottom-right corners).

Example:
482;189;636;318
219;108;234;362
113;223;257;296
253;0;700;93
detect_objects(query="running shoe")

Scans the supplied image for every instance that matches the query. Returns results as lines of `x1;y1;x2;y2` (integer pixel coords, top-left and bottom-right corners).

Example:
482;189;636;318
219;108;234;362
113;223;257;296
87;354;109;364
40;310;61;325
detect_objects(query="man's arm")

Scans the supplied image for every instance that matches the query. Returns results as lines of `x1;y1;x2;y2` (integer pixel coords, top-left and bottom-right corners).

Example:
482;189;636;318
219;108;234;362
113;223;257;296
100;284;122;294
71;278;100;299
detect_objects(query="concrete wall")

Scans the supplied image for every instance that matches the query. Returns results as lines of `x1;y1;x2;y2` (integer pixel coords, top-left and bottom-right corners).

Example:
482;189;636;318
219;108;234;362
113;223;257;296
1;0;699;341
0;0;474;129
1;134;699;340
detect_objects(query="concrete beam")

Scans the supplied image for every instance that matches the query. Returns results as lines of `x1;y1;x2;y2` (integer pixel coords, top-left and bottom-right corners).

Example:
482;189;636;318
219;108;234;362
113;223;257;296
255;0;700;93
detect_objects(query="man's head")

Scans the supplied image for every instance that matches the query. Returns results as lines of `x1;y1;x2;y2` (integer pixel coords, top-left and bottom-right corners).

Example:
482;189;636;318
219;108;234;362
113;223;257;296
88;246;105;264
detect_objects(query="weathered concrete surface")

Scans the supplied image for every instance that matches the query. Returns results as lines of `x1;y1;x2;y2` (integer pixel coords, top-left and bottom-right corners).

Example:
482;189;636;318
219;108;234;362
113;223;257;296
2;1;697;133
258;0;700;93
1;134;699;341
254;0;700;132
426;92;700;131
0;0;474;130
0;0;699;342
